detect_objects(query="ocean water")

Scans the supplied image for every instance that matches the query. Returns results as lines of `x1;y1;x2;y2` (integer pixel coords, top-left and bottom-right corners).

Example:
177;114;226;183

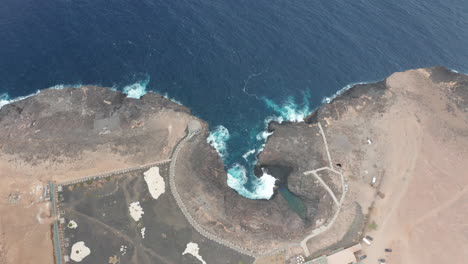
1;0;467;199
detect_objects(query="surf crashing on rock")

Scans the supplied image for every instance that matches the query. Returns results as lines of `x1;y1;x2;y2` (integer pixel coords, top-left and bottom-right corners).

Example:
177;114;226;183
121;77;182;104
227;164;277;200
321;81;371;104
0;83;83;110
0;93;14;109
122;77;149;99
262;92;311;123
208;124;277;200
215;93;313;200
242;149;256;160
0;82;98;111
206;125;230;160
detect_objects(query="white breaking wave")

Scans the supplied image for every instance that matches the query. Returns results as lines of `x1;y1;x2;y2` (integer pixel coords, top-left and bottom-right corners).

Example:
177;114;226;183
162;92;183;105
0;83;83;110
256;130;273;141
122;78;149;99
121;77;183;105
448;68;468;74
256;115;278;142
263;94;311;123
227;163;248;190
0;91;40;110
48;83;82;90
227;164;277;199
242;149;256;160
252;168;277;199
321;81;370;104
0;93;12;109
226;115;278;199
206;125;230;159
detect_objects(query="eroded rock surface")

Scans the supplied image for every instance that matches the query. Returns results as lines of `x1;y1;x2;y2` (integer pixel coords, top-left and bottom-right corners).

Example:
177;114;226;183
2;66;467;263
176;66;468;258
0;86;191;164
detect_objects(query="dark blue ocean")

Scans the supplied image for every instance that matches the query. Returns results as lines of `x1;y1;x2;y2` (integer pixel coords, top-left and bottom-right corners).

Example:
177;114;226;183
1;0;467;198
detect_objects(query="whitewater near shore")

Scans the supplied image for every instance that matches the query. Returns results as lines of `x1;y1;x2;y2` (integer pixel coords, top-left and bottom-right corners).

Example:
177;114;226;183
0;67;466;264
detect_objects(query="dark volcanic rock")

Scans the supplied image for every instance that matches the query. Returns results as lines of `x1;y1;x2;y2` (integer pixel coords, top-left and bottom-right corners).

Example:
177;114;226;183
0;86;190;163
428;66;468;111
3;66;466;260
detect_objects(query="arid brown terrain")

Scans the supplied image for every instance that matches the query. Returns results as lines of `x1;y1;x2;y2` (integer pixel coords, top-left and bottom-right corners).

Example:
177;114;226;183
176;66;468;262
0;66;466;264
0;87;194;263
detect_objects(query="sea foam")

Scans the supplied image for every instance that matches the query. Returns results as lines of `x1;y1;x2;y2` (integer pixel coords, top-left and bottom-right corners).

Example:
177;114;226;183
242;149;256;160
263;92;311;123
227;164;277;199
0;91;40;110
221;94;313;200
321;81;370;104
206;125;230;160
121;77;183;105
122;78;149;99
0;83;84;110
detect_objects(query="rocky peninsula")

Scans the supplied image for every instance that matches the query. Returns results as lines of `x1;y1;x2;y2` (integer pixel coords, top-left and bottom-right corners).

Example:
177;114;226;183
0;67;466;264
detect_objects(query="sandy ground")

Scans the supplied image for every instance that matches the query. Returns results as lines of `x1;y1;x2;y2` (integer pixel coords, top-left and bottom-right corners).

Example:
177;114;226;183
0;150;144;264
360;69;468;264
0;70;466;264
0;108;190;263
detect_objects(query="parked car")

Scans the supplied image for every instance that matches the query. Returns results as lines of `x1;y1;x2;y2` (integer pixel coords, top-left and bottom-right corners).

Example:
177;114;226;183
362;237;372;245
385;248;392;252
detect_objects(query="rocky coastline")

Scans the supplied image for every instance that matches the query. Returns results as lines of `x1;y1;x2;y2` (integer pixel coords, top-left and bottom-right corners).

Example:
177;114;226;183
1;66;467;263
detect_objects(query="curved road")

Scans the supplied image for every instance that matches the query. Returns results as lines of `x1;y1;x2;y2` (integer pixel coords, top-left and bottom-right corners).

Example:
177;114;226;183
168;120;347;259
168;121;257;258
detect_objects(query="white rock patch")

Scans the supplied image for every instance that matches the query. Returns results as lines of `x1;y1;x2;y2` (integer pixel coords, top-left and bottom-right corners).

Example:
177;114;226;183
143;167;166;200
67;220;78;229
120;245;127;256
70;241;91;262
140;227;146;238
129;201;144;221
182;242;206;264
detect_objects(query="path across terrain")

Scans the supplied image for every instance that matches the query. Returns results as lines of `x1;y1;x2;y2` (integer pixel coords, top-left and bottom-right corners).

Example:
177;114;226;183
51;120;348;262
51;160;172;264
300;122;347;257
168;120;258;258
168;121;348;259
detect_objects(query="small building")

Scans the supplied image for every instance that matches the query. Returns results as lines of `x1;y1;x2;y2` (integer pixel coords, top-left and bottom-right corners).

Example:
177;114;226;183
43;184;51;201
327;244;362;264
305;255;327;264
305;244;362;264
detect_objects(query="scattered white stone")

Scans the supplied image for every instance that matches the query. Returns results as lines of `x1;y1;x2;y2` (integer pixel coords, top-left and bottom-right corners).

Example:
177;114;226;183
120;245;127;256
182;242;206;264
129;201;144;221
67;220;78;229
70;241;91;262
143;167;166;200
140;227;146;239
